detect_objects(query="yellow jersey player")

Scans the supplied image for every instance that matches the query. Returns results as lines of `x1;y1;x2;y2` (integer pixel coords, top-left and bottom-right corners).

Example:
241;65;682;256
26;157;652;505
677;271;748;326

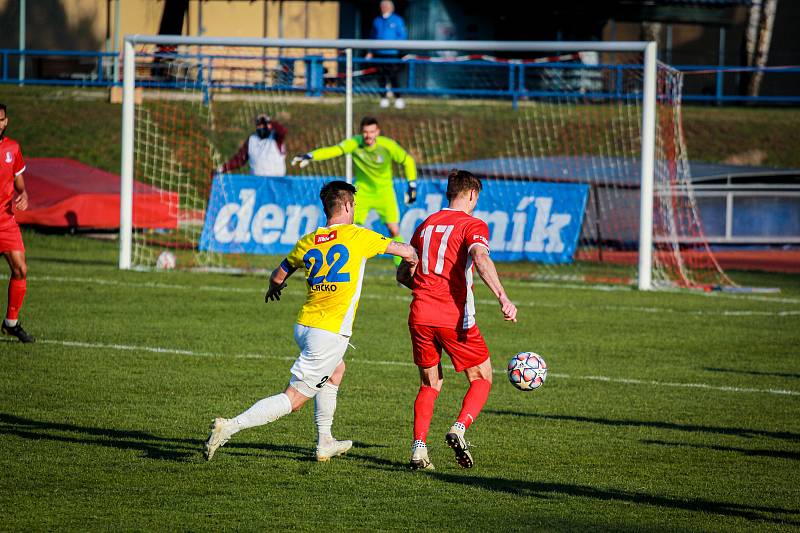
205;180;418;462
292;116;417;265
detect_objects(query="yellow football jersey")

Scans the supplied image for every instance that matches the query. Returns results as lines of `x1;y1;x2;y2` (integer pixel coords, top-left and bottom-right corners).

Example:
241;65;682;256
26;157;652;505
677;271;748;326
282;224;390;336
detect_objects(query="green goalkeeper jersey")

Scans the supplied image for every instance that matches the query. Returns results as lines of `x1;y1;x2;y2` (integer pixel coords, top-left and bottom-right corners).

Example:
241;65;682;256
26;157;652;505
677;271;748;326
310;135;416;195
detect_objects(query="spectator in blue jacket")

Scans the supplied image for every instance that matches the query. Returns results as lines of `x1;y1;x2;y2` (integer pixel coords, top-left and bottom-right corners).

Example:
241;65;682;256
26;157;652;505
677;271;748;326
366;0;408;109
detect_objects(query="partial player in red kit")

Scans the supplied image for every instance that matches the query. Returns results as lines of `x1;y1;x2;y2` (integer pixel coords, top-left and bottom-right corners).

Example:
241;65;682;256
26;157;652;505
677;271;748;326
397;169;516;469
0;103;34;343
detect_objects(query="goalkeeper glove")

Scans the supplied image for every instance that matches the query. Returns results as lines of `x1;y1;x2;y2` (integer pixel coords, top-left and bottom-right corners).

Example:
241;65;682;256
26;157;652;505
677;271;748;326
265;281;287;303
405;181;417;205
291;153;313;168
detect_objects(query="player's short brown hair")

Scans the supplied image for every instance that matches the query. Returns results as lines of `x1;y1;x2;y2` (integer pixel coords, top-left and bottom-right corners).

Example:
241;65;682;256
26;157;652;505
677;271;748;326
360;116;379;129
320;180;357;217
446;169;483;202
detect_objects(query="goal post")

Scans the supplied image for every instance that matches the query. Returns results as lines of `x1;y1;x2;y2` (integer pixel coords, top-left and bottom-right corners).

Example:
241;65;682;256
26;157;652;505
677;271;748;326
119;38;135;271
119;35;728;290
638;41;657;291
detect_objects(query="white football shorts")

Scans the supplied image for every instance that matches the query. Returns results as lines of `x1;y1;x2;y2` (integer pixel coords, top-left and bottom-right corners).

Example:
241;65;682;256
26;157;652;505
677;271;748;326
289;324;350;398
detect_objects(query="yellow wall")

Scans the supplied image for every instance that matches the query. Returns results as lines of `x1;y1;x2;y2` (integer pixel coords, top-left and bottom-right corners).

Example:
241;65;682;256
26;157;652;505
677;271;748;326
61;0;108;41
1;1;340;51
3;0;111;50
117;0;171;43
23;1;342;52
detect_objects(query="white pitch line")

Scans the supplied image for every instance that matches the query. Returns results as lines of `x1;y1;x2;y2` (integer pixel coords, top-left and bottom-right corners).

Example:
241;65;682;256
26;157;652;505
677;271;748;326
6;271;800;305
12;274;800;317
14;337;798;397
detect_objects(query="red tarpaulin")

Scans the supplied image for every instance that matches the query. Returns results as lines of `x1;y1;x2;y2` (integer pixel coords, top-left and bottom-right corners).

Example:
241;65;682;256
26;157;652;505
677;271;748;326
15;158;178;229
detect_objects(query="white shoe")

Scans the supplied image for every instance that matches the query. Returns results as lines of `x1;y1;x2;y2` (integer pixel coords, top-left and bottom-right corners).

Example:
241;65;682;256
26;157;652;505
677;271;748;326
379;98;390;108
204;417;236;461
394;98;405;109
316;438;353;461
409;444;434;470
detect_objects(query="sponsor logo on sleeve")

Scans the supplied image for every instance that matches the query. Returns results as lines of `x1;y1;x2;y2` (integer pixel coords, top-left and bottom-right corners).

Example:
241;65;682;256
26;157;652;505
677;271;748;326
315;230;338;245
472;234;489;246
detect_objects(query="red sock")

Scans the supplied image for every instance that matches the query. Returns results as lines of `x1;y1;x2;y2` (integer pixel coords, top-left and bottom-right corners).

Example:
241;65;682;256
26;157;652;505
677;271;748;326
413;386;440;442
456;379;492;430
6;278;26;321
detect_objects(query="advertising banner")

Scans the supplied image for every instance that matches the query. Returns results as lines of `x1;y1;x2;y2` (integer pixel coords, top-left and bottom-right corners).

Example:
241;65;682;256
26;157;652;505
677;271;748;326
199;175;588;263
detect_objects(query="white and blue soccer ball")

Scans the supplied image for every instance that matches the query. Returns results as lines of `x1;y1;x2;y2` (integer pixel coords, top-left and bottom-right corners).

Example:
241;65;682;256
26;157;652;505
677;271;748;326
156;250;177;270
507;352;547;391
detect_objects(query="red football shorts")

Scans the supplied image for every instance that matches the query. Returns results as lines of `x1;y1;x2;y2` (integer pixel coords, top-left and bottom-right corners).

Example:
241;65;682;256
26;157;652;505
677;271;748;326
409;323;490;372
0;219;24;253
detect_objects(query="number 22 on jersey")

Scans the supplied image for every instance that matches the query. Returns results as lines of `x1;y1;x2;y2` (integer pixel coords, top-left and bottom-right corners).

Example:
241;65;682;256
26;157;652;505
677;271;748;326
420;224;454;275
303;243;351;286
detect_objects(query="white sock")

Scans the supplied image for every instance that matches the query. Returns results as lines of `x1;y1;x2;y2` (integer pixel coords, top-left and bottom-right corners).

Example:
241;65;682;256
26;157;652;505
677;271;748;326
450;421;466;437
4;318;17;327
314;382;339;445
233;393;292;432
412;439;427;451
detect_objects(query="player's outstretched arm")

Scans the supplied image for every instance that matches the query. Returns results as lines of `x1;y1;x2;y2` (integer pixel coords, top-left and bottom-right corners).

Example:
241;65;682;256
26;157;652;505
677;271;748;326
265;259;296;303
217;141;248;175
471;246;517;322
294;139;357;168
386;241;418;264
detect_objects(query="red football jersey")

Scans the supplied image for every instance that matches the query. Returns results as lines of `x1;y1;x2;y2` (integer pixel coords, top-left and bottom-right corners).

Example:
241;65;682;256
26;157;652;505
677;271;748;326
0;137;26;223
408;208;491;329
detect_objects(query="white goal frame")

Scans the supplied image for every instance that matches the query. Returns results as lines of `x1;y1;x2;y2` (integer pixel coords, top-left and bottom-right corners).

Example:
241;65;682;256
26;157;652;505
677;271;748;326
119;36;658;289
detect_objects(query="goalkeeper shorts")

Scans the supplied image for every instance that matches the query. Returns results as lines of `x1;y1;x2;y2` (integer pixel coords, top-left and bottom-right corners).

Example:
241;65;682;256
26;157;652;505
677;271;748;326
354;191;400;225
288;323;349;397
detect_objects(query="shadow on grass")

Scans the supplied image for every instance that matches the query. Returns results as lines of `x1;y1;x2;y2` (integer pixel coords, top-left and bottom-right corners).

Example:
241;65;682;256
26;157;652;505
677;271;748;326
0;412;198;461
408;470;800;526
485;410;800;442
703;367;800;379
225;439;398;467
0;413;397;466
642;439;800;461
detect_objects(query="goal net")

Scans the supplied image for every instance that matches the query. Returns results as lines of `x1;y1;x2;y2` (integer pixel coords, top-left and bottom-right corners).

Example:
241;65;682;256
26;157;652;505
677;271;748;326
121;37;733;289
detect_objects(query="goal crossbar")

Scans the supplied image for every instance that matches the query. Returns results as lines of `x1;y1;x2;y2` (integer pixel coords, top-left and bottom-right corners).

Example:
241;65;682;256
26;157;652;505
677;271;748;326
124;35;652;53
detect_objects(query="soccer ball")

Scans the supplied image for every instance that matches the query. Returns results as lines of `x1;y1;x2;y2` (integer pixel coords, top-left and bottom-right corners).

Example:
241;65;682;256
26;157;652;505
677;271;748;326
507;352;547;391
156;250;176;270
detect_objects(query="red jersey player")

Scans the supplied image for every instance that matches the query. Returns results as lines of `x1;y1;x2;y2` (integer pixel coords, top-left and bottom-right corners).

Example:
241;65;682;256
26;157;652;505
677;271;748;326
0;103;34;343
397;169;516;469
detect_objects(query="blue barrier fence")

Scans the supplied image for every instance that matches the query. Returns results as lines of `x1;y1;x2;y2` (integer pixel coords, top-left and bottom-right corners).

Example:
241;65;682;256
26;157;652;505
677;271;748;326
1;48;799;105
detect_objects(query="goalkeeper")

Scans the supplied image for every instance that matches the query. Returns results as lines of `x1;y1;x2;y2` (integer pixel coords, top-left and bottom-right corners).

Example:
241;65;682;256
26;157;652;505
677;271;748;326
292;116;417;265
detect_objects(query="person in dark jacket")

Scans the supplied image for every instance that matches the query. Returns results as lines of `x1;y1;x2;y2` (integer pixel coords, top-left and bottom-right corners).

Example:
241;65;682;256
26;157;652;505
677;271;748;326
366;1;408;109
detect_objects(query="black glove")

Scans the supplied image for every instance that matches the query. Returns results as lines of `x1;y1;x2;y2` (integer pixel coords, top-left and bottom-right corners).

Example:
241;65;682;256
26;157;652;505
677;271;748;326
265;281;288;303
405;181;417;205
291;153;313;168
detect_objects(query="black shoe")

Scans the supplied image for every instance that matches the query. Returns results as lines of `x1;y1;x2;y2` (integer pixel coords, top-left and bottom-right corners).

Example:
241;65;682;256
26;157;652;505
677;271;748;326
445;432;474;469
2;322;35;343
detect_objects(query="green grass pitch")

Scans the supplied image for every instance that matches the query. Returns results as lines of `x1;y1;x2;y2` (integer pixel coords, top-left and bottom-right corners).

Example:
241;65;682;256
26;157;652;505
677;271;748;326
1;230;799;530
